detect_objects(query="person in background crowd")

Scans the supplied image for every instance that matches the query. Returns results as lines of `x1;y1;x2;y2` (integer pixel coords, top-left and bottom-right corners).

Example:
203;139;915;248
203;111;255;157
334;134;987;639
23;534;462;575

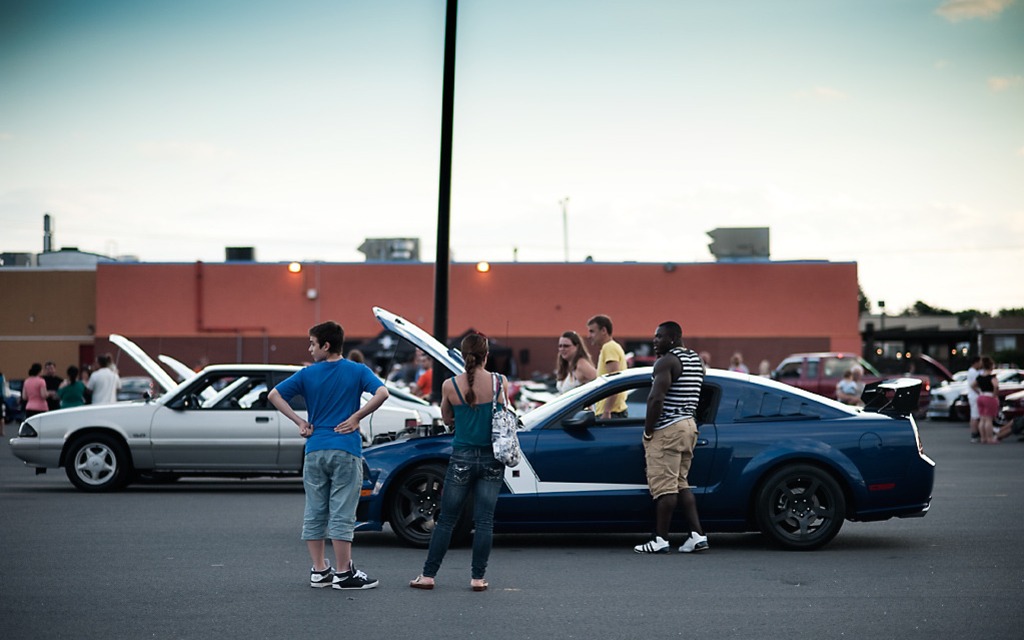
58;365;87;409
758;359;772;377
86;353;120;405
346;349;365;364
42;361;64;411
965;356;983;443
699;351;712;368
0;369;9;424
835;368;865;407
728;353;749;374
587;314;629;418
413;349;435;401
975;356;1000;445
23;363;49;418
555;330;597;394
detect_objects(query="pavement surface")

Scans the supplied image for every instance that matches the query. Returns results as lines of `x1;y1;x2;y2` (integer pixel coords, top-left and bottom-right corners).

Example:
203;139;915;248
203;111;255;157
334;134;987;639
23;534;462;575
1;418;1023;639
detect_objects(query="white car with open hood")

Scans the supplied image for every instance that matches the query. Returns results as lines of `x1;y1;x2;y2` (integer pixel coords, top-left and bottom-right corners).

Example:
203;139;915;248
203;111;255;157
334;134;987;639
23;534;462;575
8;333;442;491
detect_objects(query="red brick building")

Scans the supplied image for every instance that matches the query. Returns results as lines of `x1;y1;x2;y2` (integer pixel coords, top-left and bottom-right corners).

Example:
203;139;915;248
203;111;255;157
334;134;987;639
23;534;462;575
2;260;859;379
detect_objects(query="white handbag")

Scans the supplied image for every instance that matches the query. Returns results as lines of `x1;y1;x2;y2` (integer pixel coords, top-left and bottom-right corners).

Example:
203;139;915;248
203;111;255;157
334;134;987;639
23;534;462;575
490;373;521;467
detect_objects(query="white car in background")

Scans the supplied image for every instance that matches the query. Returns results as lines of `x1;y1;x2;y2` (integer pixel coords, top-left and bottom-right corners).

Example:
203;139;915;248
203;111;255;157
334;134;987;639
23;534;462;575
928;369;1024;421
9;334;442;491
154;350;440;443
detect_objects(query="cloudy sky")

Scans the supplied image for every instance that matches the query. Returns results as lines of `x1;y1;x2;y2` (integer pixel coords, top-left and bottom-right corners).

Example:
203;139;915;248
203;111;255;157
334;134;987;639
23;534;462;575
1;0;1022;314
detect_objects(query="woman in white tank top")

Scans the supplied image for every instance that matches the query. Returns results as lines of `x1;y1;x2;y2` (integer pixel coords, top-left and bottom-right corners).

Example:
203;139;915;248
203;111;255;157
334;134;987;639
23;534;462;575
555;331;597;393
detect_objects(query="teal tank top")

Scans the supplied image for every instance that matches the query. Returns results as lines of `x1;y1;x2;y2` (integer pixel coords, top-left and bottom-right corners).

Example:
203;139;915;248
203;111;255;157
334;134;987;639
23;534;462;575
451;378;502;448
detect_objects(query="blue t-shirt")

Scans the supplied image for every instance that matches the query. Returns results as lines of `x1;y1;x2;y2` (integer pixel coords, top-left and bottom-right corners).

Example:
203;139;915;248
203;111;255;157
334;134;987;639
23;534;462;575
274;358;384;457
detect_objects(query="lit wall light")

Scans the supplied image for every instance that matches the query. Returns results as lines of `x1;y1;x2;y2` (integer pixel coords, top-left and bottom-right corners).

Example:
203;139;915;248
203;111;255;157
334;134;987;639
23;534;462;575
476;261;490;273
288;262;302;274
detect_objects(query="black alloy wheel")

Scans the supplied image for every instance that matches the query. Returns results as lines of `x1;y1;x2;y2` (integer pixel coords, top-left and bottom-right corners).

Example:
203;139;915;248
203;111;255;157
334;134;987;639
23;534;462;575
754;464;847;550
387;462;471;548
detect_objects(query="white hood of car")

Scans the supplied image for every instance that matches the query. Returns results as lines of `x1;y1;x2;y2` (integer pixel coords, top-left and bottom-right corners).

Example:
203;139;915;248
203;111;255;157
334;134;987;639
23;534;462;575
373;307;465;375
158;354;198;384
109;334;179;393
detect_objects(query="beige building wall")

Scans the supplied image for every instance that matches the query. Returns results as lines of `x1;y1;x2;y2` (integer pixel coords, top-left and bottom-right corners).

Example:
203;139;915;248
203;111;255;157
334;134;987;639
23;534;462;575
0;269;97;377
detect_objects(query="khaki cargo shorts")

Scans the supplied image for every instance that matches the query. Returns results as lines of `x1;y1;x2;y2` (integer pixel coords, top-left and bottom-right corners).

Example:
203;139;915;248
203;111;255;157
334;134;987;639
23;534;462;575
643;417;698;499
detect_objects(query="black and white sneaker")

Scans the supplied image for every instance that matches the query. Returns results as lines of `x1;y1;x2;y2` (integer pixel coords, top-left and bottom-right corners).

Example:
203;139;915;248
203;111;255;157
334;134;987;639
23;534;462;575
633;536;670;554
310;565;335;588
679;532;709;553
332;563;379;590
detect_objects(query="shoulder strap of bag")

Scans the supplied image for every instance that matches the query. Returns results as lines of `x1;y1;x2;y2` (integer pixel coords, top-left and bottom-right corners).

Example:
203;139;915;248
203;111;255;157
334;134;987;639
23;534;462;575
491;373;500;413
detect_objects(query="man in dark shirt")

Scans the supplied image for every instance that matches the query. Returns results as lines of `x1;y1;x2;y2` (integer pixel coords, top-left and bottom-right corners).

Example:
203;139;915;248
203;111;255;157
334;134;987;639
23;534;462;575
42;361;63;411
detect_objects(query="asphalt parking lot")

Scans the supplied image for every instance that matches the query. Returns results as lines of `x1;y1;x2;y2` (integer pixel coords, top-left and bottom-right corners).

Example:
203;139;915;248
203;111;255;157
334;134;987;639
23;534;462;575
2;418;1023;640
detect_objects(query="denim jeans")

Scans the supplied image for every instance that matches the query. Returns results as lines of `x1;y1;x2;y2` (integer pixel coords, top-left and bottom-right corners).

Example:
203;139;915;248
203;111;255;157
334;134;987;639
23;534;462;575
301;449;361;541
422;446;504;580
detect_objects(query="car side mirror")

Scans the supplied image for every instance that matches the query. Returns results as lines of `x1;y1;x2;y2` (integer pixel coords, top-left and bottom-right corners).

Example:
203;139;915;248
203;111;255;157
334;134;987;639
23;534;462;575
562;410;596;431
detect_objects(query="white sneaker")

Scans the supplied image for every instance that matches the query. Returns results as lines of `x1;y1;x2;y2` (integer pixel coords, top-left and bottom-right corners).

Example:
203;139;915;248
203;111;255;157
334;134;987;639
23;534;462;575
633;536;670;553
679;532;709;553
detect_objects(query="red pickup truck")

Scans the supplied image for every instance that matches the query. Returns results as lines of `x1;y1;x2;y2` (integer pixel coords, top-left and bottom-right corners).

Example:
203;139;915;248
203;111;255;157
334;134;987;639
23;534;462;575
771;352;934;414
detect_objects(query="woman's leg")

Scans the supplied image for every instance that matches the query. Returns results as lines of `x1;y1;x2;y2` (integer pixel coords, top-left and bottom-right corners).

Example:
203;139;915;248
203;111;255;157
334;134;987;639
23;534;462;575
421;454;472;578
469;460;504;580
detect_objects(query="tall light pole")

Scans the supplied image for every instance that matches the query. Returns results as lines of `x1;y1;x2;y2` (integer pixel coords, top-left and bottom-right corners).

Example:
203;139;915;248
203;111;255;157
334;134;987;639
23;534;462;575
559;197;569;262
432;0;458;402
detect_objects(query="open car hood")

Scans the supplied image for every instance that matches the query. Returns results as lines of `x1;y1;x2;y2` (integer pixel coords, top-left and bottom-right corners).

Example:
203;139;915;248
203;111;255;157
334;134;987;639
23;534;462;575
373;307;465;375
158;354;199;384
108;334;179;394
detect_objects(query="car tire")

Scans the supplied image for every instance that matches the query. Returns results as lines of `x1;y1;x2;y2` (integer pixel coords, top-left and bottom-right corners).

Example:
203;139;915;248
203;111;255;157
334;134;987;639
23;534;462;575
64;434;133;492
953;398;970;422
754;464;846;550
387;462;471;548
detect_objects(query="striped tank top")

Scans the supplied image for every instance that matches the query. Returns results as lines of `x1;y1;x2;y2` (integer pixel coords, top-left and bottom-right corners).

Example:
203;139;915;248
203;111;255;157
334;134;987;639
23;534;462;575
655;347;705;429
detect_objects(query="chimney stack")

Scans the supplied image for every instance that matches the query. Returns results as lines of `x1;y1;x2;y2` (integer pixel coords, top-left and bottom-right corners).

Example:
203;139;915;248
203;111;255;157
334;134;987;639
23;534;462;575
43;213;54;253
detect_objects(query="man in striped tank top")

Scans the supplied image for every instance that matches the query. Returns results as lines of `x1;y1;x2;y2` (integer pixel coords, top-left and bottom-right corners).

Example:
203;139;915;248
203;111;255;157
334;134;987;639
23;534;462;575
634;321;709;554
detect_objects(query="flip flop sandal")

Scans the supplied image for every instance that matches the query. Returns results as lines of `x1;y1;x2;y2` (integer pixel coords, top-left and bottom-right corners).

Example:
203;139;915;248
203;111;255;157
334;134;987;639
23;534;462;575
471;579;488;592
409;576;435;590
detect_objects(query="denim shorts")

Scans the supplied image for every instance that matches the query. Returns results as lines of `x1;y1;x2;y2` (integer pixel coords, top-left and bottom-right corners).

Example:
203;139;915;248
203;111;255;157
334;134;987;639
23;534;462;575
301;449;361;541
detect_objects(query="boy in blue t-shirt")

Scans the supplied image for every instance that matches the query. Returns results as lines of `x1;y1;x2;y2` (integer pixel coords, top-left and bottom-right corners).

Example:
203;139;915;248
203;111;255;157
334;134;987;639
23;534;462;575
269;321;389;590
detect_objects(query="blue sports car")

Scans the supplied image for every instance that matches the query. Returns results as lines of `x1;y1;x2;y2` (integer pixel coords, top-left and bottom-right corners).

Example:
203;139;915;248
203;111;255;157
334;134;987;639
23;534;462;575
357;308;935;551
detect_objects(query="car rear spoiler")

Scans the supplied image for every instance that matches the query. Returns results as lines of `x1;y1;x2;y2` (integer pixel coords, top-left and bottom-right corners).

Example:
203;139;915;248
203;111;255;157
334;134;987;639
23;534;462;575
861;378;922;417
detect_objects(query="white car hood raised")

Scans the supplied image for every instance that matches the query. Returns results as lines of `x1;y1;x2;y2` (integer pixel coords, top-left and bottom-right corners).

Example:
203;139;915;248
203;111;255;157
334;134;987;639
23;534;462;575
109;334;179;394
373;307;465;375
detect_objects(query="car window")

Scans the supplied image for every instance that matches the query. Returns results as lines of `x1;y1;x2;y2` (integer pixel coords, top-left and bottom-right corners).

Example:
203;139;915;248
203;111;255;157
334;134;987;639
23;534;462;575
776;361;801;379
176;373;280;410
806;360;819;379
723;384;827;422
998;370;1023;384
822;358;850;378
552;381;718;428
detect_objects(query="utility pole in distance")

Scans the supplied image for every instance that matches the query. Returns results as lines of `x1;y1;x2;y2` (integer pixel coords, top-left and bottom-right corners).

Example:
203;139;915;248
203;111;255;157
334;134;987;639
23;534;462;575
559;197;569;262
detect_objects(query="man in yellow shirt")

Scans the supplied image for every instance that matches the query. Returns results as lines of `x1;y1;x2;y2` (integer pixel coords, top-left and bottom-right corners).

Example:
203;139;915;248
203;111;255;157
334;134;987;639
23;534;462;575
587;314;629;418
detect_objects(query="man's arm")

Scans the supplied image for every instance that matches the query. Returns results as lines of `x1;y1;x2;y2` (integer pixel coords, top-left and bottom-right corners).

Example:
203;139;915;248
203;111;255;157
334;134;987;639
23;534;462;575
336;385;390;434
644;357;676;438
268;388;312;437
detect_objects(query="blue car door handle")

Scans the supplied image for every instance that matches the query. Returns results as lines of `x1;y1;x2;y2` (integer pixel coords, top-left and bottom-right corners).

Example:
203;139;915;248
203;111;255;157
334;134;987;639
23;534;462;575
696;438;710;447
255;416;271;423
